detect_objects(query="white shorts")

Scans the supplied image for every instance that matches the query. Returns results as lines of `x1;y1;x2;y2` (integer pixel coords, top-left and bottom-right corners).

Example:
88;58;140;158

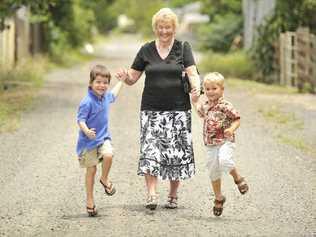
206;141;236;181
78;139;113;168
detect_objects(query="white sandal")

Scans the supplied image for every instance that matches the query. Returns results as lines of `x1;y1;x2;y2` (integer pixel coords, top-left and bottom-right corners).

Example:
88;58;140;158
165;196;178;209
146;195;158;210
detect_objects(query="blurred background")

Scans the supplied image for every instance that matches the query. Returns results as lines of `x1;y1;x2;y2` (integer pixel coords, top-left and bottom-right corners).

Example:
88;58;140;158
0;0;315;128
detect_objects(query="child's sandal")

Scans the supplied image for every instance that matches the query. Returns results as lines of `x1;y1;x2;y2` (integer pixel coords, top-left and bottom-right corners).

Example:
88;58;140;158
234;177;249;195
213;196;226;216
86;205;98;217
100;180;116;196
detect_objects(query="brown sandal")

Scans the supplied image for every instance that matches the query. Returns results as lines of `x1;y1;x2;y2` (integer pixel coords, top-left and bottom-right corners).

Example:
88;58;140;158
234;177;249;195
100;180;116;196
86;205;98;217
213;196;226;216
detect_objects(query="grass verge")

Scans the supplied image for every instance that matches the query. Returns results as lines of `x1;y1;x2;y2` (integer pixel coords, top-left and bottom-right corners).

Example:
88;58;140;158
0;47;96;133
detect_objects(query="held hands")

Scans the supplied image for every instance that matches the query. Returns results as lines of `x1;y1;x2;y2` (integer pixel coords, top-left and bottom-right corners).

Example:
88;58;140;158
115;68;128;82
190;87;200;103
84;128;96;140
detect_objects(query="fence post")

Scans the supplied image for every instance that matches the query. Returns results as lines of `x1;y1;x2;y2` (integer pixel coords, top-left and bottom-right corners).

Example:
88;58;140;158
279;32;297;87
296;27;315;93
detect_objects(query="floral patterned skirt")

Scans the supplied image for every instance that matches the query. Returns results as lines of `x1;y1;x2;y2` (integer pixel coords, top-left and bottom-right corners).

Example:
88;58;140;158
137;110;195;180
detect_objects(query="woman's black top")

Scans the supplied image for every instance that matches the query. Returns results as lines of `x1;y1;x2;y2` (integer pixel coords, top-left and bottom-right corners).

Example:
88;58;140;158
131;39;195;111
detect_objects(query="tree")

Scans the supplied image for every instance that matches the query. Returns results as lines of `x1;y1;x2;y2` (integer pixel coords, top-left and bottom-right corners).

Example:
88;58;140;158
251;0;316;83
197;0;243;52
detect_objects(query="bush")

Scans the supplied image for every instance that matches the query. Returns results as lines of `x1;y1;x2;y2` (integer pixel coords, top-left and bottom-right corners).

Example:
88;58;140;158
197;13;243;52
199;50;255;79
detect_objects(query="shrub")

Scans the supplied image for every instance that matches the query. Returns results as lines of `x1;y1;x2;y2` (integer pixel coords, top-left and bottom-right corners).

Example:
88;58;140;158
199;50;255;79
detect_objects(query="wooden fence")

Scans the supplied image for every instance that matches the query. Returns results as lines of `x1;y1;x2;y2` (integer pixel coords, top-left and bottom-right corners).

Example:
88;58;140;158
279;27;316;93
0;18;15;67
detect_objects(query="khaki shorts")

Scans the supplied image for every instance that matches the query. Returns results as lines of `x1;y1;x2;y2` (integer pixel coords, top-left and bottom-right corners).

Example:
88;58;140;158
78;140;113;168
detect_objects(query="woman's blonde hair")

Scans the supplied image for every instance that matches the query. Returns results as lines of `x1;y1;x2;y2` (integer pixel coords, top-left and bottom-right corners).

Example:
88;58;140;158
203;72;225;87
152;8;178;31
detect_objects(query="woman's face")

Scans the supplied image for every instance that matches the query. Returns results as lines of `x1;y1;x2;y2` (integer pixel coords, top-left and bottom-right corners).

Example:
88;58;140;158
155;20;175;44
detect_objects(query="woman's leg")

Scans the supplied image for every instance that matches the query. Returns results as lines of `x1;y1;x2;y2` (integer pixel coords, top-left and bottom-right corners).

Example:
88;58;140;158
169;180;180;198
145;174;158;196
86;166;97;208
145;174;158;210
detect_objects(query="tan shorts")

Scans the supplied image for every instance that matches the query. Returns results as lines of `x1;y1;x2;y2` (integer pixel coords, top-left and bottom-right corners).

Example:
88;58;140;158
78;140;113;168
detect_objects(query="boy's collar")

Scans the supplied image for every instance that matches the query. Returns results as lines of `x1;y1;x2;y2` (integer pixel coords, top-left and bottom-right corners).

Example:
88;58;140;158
88;88;104;101
206;96;224;106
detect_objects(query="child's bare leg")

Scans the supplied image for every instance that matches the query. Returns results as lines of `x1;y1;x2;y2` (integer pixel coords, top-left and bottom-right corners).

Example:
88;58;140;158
211;178;223;201
229;168;242;182
100;154;112;185
145;174;157;196
230;167;249;194
169;180;180;198
86;166;97;207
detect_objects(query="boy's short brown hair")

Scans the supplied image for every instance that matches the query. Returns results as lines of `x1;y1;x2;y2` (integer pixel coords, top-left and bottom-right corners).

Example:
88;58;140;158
89;65;111;86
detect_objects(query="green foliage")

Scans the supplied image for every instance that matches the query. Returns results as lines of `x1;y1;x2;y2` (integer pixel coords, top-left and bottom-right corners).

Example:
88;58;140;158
200;0;242;20
169;0;193;8
80;0;118;33
197;13;242;52
199;50;255;79
251;0;316;83
49;0;95;48
197;0;243;52
112;0;165;37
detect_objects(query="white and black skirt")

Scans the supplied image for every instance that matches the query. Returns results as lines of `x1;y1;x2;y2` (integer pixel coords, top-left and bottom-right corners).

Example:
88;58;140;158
137;110;195;180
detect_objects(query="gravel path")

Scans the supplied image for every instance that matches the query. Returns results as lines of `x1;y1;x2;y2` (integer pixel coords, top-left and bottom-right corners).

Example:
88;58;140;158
0;35;315;237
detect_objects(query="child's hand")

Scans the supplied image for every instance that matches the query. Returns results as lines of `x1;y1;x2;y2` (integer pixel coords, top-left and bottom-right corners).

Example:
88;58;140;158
224;128;233;138
190;87;200;103
85;128;96;139
115;68;128;82
196;104;205;118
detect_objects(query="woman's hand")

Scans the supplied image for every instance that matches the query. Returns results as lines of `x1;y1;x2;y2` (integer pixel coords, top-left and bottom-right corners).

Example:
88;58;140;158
190;87;200;103
115;68;128;82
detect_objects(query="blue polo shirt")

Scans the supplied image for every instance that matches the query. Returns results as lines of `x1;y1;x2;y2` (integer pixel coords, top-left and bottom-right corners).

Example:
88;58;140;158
76;89;115;156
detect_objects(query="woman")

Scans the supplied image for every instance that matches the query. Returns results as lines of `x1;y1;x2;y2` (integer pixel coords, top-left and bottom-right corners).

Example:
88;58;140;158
116;8;200;210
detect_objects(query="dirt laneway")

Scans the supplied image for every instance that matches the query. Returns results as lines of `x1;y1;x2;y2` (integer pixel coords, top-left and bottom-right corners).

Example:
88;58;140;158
0;35;315;237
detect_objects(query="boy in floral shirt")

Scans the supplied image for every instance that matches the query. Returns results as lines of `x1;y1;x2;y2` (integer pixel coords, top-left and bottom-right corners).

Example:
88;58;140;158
195;72;249;216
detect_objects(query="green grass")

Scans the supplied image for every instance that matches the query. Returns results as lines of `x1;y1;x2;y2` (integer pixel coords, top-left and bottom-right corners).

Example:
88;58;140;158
0;57;48;132
226;78;298;95
199;50;255;79
277;134;316;156
0;44;99;133
257;104;316;157
258;105;304;128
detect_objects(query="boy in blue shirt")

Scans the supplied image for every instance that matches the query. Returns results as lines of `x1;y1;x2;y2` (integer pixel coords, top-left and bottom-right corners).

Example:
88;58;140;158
76;64;123;217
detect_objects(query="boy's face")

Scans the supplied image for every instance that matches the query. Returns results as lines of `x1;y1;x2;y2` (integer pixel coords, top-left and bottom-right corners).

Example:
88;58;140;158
203;81;224;102
90;75;110;97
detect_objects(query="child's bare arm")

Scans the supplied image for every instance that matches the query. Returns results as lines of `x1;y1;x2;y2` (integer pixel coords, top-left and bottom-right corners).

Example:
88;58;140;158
224;119;240;137
111;81;123;97
78;121;96;139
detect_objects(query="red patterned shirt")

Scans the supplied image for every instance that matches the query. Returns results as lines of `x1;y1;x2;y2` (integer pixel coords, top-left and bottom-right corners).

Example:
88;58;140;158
203;97;240;146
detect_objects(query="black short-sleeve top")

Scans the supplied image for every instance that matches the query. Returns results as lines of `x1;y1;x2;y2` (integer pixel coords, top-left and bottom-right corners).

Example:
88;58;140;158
131;39;195;111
